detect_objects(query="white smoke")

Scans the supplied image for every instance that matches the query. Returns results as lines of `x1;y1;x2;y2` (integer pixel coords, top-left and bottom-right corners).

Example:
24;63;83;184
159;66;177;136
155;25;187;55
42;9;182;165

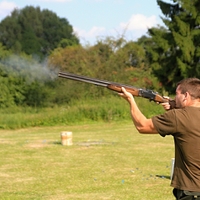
0;55;59;83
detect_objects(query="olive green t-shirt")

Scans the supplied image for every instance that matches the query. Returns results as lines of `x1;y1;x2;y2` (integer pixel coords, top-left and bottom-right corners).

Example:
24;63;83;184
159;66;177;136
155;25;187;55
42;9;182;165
152;106;200;192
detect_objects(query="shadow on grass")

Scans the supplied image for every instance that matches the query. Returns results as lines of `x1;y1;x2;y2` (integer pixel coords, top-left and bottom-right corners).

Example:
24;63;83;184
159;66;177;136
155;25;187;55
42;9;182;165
50;140;116;146
156;175;171;180
52;141;62;145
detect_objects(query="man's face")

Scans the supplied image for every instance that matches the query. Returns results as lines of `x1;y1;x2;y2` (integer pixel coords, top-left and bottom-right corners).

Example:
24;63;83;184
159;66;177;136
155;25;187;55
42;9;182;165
175;85;186;108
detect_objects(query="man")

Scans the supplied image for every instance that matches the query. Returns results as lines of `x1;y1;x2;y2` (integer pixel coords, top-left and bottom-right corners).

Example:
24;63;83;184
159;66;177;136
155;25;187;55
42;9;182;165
118;78;200;200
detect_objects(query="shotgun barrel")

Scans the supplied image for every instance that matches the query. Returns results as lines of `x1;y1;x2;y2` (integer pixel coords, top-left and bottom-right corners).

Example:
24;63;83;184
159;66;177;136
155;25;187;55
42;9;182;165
58;71;176;107
58;71;138;89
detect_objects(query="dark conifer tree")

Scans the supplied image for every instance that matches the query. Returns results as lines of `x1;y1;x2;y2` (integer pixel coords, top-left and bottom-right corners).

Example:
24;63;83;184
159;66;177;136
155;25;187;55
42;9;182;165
147;0;200;91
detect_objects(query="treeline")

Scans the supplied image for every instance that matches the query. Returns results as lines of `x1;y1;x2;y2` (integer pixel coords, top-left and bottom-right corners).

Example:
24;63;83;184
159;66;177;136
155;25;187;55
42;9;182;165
0;0;200;109
0;39;158;108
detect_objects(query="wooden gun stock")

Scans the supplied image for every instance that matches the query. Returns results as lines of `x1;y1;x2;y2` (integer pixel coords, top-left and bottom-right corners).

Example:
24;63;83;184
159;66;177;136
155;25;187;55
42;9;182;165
107;84;175;108
58;71;176;109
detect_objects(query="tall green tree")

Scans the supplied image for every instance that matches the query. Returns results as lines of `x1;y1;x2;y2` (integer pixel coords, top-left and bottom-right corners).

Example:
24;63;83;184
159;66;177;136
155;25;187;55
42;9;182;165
147;0;200;92
0;6;79;58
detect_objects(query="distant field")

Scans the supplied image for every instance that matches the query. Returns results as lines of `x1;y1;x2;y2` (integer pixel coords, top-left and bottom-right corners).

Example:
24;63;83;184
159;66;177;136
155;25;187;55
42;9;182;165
0;122;174;199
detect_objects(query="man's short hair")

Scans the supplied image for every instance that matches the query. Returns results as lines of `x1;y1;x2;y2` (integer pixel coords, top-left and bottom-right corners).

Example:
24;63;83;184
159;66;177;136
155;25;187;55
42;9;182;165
177;78;200;99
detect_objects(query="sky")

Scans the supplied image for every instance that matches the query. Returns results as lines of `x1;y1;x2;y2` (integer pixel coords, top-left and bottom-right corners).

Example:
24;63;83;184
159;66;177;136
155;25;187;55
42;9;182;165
0;0;170;46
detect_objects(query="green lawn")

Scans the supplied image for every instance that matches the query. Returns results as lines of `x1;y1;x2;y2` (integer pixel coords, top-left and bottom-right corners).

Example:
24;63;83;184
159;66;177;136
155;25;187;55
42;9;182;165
0;122;174;200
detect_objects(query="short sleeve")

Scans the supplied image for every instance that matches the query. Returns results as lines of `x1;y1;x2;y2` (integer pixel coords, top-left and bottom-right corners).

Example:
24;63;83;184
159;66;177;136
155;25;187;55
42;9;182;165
152;110;177;137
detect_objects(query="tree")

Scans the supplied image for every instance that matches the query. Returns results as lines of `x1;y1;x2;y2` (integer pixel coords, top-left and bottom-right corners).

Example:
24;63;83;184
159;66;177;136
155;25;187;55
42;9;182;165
0;68;26;108
0;6;79;58
0;43;11;59
147;0;200;92
0;53;58;108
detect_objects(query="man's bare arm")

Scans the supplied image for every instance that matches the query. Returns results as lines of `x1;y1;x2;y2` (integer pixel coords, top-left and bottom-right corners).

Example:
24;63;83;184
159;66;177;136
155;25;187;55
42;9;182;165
119;87;158;134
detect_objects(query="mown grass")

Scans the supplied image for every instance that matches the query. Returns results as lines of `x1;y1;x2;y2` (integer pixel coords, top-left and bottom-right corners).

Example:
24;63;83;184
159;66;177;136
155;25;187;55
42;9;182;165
0;122;174;200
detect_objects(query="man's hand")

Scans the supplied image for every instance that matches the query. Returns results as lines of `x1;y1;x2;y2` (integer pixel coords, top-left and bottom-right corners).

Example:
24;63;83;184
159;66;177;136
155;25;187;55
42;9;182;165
118;87;134;104
161;96;171;111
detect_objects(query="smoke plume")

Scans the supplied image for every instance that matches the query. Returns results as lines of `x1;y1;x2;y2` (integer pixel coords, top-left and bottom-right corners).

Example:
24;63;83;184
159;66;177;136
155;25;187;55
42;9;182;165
0;55;59;83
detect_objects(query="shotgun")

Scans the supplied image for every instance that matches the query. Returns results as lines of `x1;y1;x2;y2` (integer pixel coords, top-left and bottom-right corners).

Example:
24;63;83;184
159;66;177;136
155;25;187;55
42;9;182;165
58;71;175;108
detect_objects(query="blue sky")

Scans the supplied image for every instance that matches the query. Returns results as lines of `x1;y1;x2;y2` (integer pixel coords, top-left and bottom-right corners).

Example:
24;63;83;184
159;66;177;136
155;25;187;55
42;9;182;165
0;0;170;46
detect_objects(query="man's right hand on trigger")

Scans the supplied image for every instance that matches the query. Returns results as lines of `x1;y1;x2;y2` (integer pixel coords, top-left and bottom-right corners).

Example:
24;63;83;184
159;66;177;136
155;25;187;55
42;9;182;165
161;96;171;111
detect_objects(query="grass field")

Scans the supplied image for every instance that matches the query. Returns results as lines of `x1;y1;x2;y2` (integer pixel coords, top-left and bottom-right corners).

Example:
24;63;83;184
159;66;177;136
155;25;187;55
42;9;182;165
0;122;174;200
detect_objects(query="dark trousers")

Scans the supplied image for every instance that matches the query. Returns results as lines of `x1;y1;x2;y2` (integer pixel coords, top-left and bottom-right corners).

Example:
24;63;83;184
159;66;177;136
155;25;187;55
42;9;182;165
173;188;200;200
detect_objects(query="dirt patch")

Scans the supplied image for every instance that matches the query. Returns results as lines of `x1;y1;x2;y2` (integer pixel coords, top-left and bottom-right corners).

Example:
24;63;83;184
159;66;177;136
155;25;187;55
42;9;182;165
24;140;50;148
0;140;15;145
26;143;48;148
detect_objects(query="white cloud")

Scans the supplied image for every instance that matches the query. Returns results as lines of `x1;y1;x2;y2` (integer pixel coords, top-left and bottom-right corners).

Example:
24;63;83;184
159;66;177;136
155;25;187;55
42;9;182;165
74;14;160;45
0;1;18;20
35;0;72;2
120;14;158;31
74;26;106;44
87;26;106;37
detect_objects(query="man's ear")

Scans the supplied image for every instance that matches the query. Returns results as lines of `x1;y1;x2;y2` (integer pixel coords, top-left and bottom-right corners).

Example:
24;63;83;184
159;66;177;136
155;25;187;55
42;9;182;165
184;92;190;100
